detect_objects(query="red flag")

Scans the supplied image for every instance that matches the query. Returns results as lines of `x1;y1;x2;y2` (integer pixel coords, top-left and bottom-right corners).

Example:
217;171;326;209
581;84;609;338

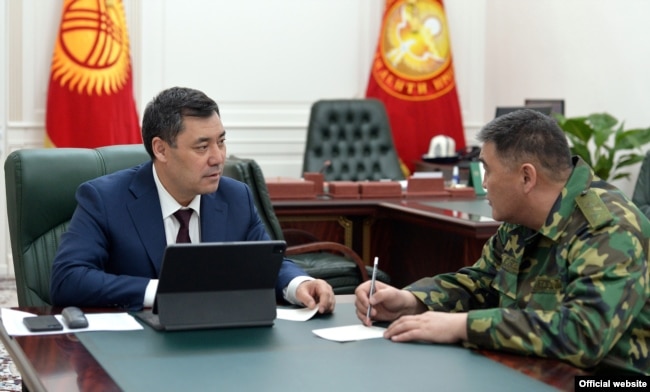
366;0;465;172
46;0;140;148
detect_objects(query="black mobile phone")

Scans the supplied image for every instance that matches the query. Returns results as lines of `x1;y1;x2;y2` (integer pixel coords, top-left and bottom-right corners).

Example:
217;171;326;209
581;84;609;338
23;315;64;332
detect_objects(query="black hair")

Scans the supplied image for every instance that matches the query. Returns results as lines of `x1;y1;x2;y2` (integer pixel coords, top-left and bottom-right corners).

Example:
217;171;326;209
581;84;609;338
477;109;572;180
141;87;220;159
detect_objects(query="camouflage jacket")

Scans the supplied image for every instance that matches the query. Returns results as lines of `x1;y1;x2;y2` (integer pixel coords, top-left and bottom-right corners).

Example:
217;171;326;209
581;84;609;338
405;158;650;375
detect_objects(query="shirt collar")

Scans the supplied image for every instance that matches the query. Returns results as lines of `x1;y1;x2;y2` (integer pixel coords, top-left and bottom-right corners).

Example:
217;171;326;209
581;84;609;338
538;156;593;241
152;164;201;219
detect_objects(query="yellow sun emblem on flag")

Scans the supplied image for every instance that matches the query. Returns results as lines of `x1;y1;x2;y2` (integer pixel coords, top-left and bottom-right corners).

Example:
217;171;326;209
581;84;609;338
383;0;450;78
373;0;455;101
50;0;131;96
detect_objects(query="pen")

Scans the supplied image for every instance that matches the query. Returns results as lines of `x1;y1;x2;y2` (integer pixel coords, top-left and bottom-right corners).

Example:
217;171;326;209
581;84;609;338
366;257;379;321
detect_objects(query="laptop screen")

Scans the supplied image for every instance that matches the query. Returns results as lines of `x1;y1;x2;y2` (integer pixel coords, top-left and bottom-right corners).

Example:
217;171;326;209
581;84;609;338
157;240;286;294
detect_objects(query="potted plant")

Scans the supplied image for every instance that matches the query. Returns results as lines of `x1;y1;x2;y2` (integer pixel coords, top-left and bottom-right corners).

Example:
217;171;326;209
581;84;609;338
555;113;650;181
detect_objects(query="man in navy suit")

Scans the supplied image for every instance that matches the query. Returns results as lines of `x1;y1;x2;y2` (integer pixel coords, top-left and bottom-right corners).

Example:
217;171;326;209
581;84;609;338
50;87;335;312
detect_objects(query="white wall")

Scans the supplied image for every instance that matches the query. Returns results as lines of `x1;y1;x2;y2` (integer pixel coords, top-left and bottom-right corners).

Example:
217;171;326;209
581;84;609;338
2;0;650;276
136;0;386;175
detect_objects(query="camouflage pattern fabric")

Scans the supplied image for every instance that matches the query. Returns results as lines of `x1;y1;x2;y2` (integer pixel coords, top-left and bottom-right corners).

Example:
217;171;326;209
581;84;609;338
405;158;650;375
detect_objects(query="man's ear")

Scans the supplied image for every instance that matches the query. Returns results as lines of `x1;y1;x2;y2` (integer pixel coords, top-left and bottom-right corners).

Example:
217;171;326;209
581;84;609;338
521;163;537;193
152;137;168;162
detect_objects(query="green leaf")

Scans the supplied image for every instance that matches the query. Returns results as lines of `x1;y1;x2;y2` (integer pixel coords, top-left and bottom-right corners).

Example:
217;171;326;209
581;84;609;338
616;154;645;168
612;172;632;181
636;127;650;144
592;125;613;148
561;119;592;143
618;128;650;148
594;154;613;179
587;113;618;130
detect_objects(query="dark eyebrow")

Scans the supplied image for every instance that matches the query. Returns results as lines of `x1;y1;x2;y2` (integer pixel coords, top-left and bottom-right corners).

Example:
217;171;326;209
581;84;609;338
194;130;226;145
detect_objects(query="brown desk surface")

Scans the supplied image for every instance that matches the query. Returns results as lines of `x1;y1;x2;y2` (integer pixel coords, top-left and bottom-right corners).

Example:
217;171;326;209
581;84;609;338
1;297;588;392
272;196;497;230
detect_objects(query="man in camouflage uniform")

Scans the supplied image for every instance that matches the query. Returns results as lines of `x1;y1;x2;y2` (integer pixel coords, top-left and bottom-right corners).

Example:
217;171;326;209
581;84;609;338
355;109;649;375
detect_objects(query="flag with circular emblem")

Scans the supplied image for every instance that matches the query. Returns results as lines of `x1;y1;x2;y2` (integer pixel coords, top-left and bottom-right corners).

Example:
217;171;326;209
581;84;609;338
366;0;465;172
46;0;141;148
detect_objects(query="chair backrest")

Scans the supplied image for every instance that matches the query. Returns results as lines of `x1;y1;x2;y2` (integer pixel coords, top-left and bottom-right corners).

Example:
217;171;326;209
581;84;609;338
302;99;405;181
4;145;150;306
222;156;285;241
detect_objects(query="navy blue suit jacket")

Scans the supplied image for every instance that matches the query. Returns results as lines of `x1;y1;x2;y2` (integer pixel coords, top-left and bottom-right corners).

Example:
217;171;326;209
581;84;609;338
50;161;307;310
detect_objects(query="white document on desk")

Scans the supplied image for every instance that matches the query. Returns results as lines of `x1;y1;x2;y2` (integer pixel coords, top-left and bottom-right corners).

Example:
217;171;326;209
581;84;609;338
276;306;319;321
312;324;386;342
1;308;143;336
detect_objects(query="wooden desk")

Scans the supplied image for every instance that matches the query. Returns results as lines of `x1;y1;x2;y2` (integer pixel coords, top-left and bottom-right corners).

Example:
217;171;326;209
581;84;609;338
273;197;500;287
1;298;588;391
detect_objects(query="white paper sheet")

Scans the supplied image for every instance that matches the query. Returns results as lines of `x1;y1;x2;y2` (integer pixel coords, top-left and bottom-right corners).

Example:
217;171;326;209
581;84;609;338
1;308;143;336
312;324;386;342
276;306;319;321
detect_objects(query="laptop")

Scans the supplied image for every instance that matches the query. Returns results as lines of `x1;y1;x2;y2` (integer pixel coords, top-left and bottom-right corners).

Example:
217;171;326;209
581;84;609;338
133;240;286;331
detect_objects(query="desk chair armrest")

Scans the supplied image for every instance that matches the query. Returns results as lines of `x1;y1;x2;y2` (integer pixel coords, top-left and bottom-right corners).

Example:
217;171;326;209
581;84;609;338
286;242;370;281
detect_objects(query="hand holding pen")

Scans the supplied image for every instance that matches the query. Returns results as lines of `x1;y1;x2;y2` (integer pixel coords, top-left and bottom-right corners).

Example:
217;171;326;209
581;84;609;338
365;257;379;323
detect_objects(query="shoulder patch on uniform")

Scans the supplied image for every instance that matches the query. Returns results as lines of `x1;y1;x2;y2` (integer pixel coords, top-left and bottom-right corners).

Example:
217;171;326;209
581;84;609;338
575;189;613;229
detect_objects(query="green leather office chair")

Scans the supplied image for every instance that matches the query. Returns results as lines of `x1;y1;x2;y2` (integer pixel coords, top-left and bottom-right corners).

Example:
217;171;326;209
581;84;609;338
302;99;406;182
4;145;150;307
632;151;650;219
224;156;390;293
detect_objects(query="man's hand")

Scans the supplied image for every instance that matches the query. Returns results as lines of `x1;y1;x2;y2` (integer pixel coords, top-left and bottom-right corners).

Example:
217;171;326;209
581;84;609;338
295;279;335;313
383;311;468;344
354;280;425;326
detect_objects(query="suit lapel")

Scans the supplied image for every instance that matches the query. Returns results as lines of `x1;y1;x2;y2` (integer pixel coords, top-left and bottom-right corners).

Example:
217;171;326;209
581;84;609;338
127;162;167;275
199;192;228;242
